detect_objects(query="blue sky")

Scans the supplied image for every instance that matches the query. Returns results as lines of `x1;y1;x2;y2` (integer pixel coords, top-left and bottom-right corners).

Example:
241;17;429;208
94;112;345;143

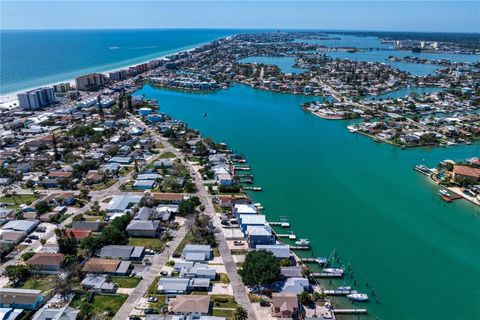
1;1;479;32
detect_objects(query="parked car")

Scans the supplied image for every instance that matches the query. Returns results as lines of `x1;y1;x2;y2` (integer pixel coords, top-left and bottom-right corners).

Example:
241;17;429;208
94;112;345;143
28;235;39;240
160;271;168;276
260;301;271;307
234;240;243;246
147;296;158;303
144;308;158;314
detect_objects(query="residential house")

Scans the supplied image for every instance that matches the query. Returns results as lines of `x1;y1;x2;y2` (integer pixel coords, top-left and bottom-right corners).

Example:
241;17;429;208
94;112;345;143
71;221;101;232
281;277;311;295
106;195;143;213
239;214;266;234
65;228;92;241
182;245;212;262
178;263;217;280
0;288;43;310
32;305;79;320
98;245;145;261
246;225;275;248
81;274;116;293
256;245;290;260
271;292;300;319
233;204;257;218
26;253;64;273
157;277;190;294
126;220;161;237
169;295;210;318
452;165;480;183
82;258;131;275
151;192;184;204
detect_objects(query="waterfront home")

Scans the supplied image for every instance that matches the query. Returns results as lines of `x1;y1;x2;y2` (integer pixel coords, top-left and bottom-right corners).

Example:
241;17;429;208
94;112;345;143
126;220;161;237
281;266;304;278
82;258;131;275
271;292;301;319
256;245;291;260
98;245;145;260
239;214;266;234
246;225;275;248
452;165;480;183
81;274;116;293
182;244;212;262
0;288;43;310
169;295;210;318
233;204;257;218
26;253;64;273
281;277;311;295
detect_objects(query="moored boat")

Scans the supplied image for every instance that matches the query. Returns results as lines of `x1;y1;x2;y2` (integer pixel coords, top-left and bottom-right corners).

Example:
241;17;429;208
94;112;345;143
347;293;369;302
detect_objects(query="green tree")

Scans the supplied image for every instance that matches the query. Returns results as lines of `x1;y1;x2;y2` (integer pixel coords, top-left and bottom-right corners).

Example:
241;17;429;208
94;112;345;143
238;250;280;286
233;306;248;320
35;201;50;215
80;235;102;254
279;258;291;267
20;251;35;261
97;95;104;118
3;265;30;285
127;95;133;113
55;229;77;255
298;291;313;305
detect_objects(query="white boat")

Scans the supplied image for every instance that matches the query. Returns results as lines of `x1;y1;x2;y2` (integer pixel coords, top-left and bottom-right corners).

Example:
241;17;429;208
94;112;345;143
323;268;344;275
295;239;310;246
288;233;297;240
281;222;290;228
337;285;352;291
347;125;357;133
439;189;450;196
347;293;369;302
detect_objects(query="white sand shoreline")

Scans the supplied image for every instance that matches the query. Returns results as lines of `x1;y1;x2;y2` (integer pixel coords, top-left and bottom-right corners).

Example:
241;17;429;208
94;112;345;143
0;40;215;109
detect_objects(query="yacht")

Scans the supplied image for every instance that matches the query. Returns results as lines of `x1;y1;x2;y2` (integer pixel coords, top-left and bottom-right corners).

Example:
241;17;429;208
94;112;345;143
323;268;344;275
439;189;450;196
347;293;369;302
337;285;352;291
295;239;310;246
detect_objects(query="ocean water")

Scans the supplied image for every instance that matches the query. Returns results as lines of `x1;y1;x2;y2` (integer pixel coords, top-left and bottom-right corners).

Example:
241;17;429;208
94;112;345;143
136;83;480;320
0;29;238;95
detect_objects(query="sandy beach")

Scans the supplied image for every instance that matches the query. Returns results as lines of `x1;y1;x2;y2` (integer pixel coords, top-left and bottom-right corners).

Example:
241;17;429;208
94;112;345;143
0;42;208;110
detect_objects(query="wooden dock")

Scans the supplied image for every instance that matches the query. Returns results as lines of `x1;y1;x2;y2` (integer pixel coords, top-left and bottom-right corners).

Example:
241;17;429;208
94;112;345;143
234;166;251;171
268;222;290;228
312;272;344;278
324;289;357;296
300;257;328;265
333;308;367;314
289;245;310;250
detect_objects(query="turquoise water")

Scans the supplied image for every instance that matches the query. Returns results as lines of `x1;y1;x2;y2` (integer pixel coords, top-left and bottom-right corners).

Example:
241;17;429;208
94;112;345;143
0;29;238;94
366;87;444;100
295;34;393;49
136;84;480;320
239;56;307;74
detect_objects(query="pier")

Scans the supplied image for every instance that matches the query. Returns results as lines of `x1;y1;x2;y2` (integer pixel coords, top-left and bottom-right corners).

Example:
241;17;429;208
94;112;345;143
333;308;368;314
312;272;344;278
300;257;328;265
324;289;357;296
243;186;262;191
289;245;310;250
234;165;251;171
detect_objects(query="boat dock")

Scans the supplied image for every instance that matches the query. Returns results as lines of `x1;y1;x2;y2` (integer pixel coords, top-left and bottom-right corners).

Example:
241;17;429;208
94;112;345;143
333;309;367;314
268;219;290;228
289;245;310;250
324;289;357;296
277;232;296;239
234;165;251;171
243;186;262;191
300;257;328;265
312;272;344;278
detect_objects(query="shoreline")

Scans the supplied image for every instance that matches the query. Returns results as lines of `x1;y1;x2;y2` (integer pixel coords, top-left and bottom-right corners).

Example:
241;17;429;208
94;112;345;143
0;38;225;109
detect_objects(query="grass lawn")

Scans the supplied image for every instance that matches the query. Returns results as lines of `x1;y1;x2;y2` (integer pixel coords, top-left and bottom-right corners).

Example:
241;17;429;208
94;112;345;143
90;179;117;191
213;273;230;284
147;276;161;295
213;247;220;257
110;276;142;288
128;237;166;251
212;308;235;318
70;292;90;309
119;166;134;176
19;275;57;293
0;194;38;208
145;294;167;311
90;294;128;319
159;151;176;159
173;231;196;256
211;295;237;309
84;215;104;222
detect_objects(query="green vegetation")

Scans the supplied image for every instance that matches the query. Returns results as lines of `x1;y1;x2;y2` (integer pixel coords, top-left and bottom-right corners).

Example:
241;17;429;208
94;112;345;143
159;151;176;159
212;308;235;319
147;276;161;295
81;215;131;253
35;200;51;215
128;237;165;251
109;276;142;288
0;194;38;208
238;250;280;286
19;275;57;293
2;265;30;285
233;305;248;320
174;231;196;256
20;251;35;261
212;295;237;308
91;294;128;319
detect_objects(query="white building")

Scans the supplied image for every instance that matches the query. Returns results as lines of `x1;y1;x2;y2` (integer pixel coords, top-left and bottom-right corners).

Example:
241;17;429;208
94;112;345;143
17;87;56;110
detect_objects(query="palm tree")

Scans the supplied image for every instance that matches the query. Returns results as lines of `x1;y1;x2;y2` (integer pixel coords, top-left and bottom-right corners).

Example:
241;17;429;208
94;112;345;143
234;306;248;320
